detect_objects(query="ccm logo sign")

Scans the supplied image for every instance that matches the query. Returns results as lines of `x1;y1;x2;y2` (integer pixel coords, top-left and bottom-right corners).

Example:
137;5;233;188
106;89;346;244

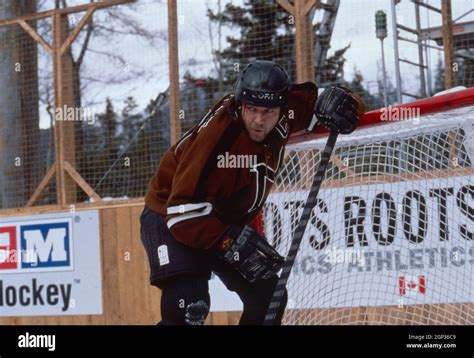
0;220;73;272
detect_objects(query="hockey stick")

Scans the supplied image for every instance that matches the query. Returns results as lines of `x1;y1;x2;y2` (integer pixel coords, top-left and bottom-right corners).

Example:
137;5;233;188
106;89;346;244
263;130;339;325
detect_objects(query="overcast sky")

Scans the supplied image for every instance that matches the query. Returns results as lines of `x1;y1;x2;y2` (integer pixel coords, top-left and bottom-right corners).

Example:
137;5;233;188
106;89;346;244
35;0;474;128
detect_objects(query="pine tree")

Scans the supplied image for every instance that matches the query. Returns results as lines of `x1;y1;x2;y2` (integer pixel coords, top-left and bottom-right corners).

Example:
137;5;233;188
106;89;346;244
457;57;474;88
206;1;296;84
318;45;350;86
179;0;352;131
433;56;445;94
347;69;383;111
103;98;118;164
77;97;120;200
121;97;141;145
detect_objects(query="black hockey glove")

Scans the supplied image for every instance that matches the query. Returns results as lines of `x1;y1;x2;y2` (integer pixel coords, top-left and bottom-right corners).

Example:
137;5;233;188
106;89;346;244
314;85;364;134
216;225;284;283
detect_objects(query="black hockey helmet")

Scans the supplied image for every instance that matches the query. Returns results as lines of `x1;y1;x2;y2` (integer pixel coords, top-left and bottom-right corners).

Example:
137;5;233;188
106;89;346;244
235;60;291;108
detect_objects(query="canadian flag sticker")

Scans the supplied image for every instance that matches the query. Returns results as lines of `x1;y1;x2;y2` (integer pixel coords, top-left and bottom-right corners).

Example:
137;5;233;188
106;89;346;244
399;275;426;296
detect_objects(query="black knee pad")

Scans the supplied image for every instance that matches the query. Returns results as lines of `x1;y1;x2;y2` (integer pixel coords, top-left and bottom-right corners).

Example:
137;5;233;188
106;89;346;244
159;275;210;325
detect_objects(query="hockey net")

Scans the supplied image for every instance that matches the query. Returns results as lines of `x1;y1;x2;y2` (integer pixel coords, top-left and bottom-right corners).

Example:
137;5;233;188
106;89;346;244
263;88;474;325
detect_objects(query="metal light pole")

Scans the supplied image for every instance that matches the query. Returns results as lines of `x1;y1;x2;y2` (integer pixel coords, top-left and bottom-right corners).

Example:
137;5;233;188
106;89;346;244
376;10;388;107
390;0;403;104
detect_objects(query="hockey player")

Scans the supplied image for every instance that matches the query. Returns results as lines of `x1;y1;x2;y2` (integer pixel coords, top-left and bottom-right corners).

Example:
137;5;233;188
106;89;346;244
140;60;362;325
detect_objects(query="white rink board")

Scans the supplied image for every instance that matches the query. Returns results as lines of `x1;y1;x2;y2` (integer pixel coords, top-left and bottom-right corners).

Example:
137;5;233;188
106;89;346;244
209;273;243;312
210;175;474;311
0;210;102;316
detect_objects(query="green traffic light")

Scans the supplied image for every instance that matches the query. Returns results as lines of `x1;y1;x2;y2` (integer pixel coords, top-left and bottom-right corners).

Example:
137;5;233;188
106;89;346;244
375;10;387;31
375;10;387;39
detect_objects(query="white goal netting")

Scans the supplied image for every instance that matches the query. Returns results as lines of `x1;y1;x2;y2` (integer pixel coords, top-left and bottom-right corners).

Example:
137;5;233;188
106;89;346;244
264;95;474;325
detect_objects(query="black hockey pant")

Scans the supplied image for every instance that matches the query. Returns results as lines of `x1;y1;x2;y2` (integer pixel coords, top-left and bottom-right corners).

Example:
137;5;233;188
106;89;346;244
159;268;287;325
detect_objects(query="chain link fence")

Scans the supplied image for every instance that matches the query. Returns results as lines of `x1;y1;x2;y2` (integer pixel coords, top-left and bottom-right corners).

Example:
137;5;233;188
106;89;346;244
0;0;473;210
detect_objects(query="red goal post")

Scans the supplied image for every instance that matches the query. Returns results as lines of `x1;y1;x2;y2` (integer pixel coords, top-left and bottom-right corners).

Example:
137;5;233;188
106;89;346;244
289;86;474;145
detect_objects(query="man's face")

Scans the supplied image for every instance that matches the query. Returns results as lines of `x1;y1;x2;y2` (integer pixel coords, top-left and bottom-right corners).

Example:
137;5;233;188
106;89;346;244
241;103;281;142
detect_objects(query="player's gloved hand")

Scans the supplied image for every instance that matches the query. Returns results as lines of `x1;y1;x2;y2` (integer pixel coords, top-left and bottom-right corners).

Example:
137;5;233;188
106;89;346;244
314;85;365;134
215;225;284;283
